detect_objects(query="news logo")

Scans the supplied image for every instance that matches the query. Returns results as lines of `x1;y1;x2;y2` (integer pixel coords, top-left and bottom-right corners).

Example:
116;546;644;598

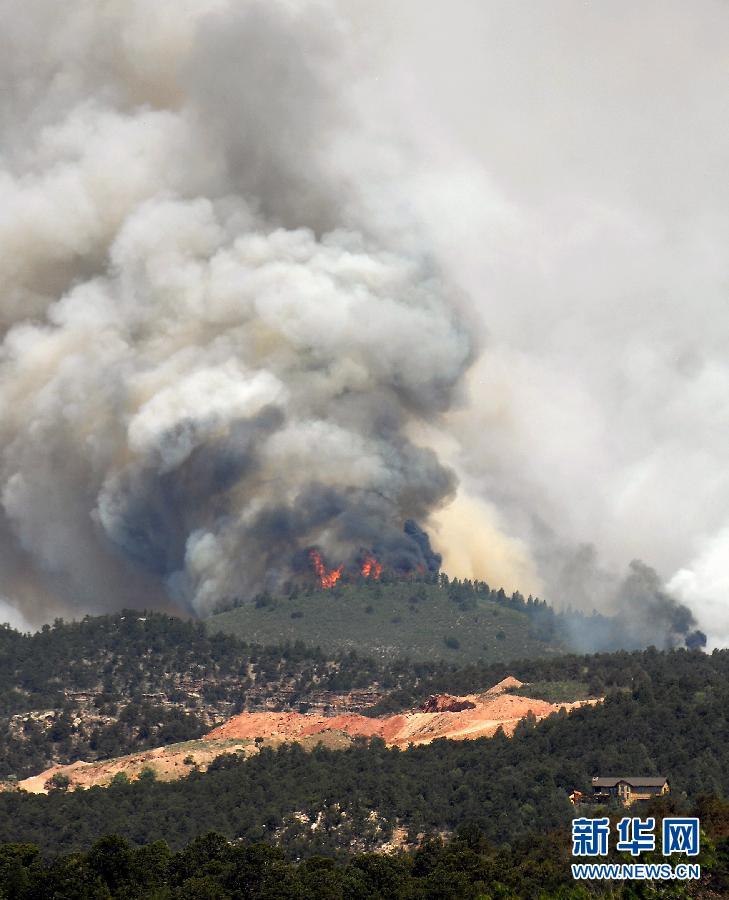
572;817;610;857
616;817;655;856
571;817;702;882
662;819;700;856
571;816;699;857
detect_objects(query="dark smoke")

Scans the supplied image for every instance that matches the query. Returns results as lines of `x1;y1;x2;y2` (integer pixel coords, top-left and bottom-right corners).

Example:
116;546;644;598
0;0;472;624
617;560;703;648
403;519;442;573
563;555;706;652
0;0;714;650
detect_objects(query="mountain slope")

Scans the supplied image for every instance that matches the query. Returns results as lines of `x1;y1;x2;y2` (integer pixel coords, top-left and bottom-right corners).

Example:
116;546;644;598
207;580;566;663
10;677;598;793
206;677;599;748
2;646;728;856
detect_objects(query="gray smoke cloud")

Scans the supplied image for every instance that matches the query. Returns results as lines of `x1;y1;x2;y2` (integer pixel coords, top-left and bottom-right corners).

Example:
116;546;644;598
0;0;725;650
347;0;728;647
554;548;705;652
0;0;472;623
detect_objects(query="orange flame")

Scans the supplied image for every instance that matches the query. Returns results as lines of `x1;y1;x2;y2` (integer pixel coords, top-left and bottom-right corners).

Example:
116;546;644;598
360;554;383;580
309;549;343;589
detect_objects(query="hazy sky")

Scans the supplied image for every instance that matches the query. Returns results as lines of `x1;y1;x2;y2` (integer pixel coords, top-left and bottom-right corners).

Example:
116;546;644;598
0;0;727;644
346;0;729;642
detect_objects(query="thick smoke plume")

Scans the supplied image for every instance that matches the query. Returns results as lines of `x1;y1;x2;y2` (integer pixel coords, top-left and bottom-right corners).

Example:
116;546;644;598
0;0;471;623
0;0;724;651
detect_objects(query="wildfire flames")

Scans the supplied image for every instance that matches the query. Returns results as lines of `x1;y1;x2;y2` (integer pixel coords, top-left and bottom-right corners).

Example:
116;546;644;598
308;549;383;588
360;554;383;580
309;549;343;589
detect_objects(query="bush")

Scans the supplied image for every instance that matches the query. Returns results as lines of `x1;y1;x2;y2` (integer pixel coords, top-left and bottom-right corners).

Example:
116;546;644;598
48;772;71;791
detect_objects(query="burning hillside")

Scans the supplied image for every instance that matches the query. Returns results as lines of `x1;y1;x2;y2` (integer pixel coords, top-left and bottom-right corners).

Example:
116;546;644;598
0;0;469;627
308;549;385;588
0;0;708;653
360;554;383;580
309;550;343;590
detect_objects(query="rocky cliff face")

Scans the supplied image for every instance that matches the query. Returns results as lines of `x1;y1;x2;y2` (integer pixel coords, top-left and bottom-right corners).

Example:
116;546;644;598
419;694;477;713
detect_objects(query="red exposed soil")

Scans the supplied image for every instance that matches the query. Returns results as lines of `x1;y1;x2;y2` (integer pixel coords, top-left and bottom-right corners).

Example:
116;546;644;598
10;678;600;794
205;678;599;749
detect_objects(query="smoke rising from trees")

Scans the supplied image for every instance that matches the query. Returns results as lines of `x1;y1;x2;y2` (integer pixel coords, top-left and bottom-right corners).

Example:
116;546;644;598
0;0;471;621
0;0;724;648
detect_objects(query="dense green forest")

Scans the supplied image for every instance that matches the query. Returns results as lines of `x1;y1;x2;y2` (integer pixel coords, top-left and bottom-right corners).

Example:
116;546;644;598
0;613;318;716
3;801;728;900
0;603;722;780
2;645;728;857
0;612;390;779
0;606;726;895
0;599;625;781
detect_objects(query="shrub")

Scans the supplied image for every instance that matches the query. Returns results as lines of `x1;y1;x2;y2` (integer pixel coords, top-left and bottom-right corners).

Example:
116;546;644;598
48;772;71;791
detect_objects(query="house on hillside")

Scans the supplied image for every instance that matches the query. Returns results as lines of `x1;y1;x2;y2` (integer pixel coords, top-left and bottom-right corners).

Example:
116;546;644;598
589;776;670;806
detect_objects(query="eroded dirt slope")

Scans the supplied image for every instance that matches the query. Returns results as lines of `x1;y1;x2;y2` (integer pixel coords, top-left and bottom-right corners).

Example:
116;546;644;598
9;678;599;793
206;677;599;748
12;731;353;794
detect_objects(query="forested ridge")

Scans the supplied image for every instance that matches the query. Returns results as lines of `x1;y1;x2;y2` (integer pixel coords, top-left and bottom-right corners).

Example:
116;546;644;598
207;574;573;664
0;602;725;780
2;645;729;857
3;802;729;899
210;569;705;660
0;612;389;779
1;608;728;895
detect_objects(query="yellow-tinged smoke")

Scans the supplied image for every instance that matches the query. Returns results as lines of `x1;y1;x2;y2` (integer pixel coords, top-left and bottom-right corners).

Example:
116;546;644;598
430;493;542;596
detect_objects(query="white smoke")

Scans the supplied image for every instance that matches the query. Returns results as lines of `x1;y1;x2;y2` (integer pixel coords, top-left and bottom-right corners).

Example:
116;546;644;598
0;0;726;645
669;530;729;649
0;0;471;623
350;0;729;644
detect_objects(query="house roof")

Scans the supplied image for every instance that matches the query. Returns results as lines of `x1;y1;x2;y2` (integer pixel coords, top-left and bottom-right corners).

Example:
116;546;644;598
591;776;668;788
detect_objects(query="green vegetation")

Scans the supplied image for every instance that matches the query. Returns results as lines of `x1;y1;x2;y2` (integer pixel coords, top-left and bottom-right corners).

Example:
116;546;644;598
208;579;566;663
0;697;207;782
0;602;727;896
0;601;715;780
0;584;572;778
47;772;70;792
0;612;397;779
0;613;248;716
2;646;729;859
512;680;592;703
3;805;728;899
